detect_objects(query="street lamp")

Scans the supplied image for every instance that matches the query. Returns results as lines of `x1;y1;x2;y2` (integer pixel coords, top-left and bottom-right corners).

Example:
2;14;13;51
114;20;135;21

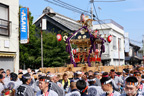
41;7;56;70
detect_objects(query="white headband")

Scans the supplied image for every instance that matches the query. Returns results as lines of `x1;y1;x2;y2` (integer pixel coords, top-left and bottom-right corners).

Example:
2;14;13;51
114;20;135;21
39;79;50;83
125;81;138;86
95;73;100;75
123;70;126;73
103;79;112;85
88;79;96;82
47;75;56;77
76;71;82;74
130;74;133;76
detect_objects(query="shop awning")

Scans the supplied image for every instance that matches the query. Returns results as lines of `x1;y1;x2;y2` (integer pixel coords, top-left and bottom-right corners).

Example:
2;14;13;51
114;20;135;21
0;52;16;57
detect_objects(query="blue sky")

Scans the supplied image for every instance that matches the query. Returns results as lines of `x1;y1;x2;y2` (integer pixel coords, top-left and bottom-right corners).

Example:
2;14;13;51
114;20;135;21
19;0;144;47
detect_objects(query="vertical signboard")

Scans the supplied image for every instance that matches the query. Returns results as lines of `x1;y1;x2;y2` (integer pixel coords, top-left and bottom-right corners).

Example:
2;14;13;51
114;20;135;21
124;32;129;52
20;7;29;44
42;19;47;30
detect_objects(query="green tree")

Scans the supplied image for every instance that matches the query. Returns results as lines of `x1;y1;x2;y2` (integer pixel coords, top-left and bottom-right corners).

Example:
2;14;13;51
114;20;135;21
19;7;69;69
42;32;69;67
19;8;41;69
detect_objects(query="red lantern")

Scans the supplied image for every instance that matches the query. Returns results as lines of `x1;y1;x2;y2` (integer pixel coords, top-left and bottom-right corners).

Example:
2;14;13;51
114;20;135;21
80;13;85;22
107;35;112;43
73;49;77;54
57;34;62;41
94;30;98;38
95;49;99;53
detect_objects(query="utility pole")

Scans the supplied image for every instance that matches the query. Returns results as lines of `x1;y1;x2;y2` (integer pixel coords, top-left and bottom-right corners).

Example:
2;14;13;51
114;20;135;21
118;39;120;66
142;35;144;64
90;0;94;20
41;19;43;69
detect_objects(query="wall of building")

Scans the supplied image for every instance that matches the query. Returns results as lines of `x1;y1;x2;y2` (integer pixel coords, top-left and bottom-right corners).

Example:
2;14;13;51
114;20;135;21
93;22;125;66
0;0;19;73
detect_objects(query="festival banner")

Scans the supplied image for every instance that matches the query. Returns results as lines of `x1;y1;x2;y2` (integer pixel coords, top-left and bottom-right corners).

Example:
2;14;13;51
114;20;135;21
20;7;29;44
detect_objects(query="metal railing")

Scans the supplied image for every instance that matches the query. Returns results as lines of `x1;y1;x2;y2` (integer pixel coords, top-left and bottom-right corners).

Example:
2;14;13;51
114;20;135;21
94;19;124;30
0;18;11;36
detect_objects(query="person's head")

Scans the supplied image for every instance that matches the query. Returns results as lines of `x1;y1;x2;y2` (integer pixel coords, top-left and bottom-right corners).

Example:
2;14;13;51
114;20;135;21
76;80;88;94
110;69;115;78
0;68;4;73
0;74;3;82
2;71;6;78
27;68;31;73
94;71;101;79
129;71;134;77
37;70;42;75
39;76;50;91
47;74;56;82
31;69;35;74
88;75;96;85
123;69;129;77
88;70;93;76
46;71;50;75
75;71;82;78
56;74;61;82
116;72;121;77
53;75;58;83
6;69;10;76
100;77;113;92
70;81;77;90
133;72;142;83
124;76;139;96
18;69;23;74
21;73;32;85
63;73;68;81
82;72;89;80
102;72;109;78
0;68;3;74
10;72;18;81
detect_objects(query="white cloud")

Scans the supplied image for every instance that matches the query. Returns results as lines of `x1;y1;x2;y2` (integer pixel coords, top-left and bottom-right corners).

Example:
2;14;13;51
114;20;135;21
124;8;144;12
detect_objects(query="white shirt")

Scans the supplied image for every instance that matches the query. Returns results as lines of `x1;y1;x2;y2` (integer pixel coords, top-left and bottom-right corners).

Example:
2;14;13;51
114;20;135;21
120;93;143;96
6;80;22;90
88;86;104;96
101;91;120;96
36;90;58;96
0;83;4;96
65;91;81;96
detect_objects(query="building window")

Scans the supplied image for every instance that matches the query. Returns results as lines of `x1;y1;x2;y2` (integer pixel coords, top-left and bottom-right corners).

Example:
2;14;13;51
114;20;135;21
0;3;10;36
118;38;121;51
113;35;117;50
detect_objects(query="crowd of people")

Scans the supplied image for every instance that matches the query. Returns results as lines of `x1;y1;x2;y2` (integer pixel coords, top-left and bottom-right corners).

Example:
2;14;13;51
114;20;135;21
0;65;144;96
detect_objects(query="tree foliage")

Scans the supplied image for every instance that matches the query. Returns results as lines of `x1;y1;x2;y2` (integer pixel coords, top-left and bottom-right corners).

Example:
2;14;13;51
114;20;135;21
19;7;69;69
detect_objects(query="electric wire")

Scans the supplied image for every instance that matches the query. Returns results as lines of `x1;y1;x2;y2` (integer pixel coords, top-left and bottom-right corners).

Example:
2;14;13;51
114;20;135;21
44;0;91;16
93;3;105;35
94;0;125;2
53;0;90;13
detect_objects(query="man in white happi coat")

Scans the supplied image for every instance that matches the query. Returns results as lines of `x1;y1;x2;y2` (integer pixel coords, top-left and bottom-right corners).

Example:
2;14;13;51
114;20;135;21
36;76;58;96
100;76;121;96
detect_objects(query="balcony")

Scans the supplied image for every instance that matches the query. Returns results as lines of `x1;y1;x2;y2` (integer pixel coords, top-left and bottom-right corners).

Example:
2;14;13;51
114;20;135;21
0;19;11;36
94;19;124;30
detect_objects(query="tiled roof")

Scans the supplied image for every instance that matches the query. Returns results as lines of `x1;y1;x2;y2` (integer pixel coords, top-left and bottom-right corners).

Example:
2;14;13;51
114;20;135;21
48;13;82;31
34;13;82;31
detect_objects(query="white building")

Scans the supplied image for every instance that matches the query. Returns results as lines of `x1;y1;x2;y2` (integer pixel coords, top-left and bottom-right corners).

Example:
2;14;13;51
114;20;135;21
0;0;19;72
93;19;125;66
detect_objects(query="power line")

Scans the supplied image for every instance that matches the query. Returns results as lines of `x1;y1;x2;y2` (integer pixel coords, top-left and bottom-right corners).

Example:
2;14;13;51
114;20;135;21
94;0;125;2
93;3;105;35
53;0;90;13
44;0;91;16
